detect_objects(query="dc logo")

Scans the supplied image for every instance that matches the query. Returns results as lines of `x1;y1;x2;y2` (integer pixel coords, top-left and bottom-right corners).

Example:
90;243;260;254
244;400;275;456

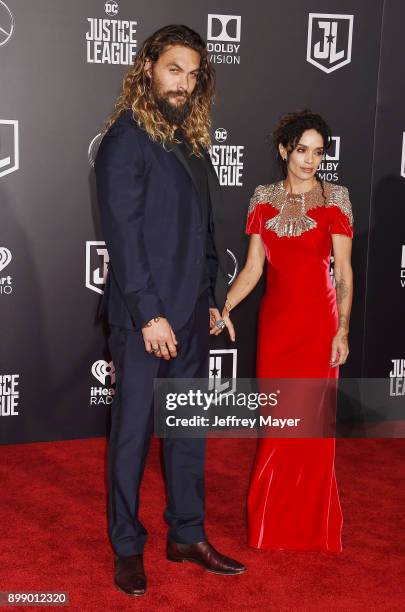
104;1;119;16
92;360;116;385
0;247;12;272
215;128;227;142
0;120;19;178
88;133;103;167
401;133;405;178
85;241;109;294
325;136;340;161
307;13;354;74
0;1;14;47
227;249;238;285
207;15;241;42
209;349;237;396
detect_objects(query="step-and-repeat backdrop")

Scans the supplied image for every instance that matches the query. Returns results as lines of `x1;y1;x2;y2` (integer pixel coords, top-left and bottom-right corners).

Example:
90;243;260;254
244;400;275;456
1;0;403;444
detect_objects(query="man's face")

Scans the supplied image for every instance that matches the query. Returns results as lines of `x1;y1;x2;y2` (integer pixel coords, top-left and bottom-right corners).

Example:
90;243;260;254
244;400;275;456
145;44;201;126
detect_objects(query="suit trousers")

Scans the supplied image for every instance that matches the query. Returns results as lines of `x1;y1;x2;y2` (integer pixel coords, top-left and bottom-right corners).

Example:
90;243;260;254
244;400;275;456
107;290;209;557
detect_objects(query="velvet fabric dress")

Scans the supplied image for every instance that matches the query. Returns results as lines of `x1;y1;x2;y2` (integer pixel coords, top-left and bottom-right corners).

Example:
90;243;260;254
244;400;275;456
245;179;353;552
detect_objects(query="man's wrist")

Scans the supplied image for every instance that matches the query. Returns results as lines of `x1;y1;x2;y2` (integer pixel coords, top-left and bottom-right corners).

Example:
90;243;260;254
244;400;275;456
142;315;164;328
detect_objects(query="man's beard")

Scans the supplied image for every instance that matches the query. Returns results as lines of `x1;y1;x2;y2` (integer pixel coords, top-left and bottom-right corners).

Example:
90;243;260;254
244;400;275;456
153;86;192;126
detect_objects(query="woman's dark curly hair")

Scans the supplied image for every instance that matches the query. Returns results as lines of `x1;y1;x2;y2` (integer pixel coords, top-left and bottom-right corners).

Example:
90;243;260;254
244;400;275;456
272;110;333;179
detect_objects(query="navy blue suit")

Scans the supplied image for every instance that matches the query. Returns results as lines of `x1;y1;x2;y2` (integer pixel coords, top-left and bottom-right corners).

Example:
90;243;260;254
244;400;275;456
95;110;227;331
95;110;228;556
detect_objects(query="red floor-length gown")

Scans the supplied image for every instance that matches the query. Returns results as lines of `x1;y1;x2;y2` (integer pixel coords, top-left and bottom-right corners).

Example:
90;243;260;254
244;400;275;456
245;179;353;552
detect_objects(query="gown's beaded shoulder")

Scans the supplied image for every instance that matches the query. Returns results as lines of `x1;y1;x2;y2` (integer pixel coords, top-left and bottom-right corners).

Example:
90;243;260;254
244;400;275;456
248;182;282;214
323;182;354;226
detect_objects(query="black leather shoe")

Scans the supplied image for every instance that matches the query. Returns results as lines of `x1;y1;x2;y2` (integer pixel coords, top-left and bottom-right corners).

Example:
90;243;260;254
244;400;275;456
114;554;146;596
167;540;246;575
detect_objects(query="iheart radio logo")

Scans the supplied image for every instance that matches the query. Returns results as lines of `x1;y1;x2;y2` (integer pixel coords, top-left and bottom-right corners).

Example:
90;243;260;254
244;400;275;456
0;247;12;272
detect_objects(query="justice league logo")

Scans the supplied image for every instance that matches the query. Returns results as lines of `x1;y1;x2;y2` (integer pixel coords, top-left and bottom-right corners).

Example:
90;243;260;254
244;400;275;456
86;2;137;65
85;241;109;294
0;1;14;47
0;374;19;417
307;13;354;74
389;358;405;397
0;120;19;178
209;349;237;396
210;127;244;186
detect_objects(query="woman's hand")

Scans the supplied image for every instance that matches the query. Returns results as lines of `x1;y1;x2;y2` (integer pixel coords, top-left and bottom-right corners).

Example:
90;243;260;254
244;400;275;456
209;308;235;342
330;329;349;367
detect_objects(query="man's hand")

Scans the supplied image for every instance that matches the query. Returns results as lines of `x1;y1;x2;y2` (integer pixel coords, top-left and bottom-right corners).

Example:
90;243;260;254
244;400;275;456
142;317;177;360
209;308;235;342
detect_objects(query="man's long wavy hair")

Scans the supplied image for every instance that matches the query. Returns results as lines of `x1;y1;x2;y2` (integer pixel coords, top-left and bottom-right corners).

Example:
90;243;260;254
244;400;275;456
105;24;215;155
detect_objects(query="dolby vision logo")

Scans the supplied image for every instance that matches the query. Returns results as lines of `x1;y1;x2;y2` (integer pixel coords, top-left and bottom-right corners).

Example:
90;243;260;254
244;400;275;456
207;15;241;42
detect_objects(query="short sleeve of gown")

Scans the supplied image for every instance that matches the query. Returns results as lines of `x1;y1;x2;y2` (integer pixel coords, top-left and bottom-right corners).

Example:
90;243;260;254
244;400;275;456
329;186;354;238
245;186;264;235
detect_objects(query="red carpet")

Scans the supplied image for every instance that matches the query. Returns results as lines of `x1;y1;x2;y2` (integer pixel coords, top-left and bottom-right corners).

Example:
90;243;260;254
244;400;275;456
1;437;405;611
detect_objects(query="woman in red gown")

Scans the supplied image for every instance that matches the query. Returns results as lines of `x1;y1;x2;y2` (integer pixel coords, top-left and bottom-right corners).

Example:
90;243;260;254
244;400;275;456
220;111;353;552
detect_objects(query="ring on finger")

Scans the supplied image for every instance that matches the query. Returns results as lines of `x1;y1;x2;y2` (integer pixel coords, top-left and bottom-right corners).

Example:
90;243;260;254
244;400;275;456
215;319;225;330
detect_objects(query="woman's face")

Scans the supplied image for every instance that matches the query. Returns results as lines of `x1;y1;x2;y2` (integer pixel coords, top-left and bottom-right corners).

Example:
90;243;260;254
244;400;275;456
280;129;325;183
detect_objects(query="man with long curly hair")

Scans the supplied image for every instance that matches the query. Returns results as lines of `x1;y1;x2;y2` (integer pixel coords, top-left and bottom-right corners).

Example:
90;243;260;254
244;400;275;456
95;24;245;597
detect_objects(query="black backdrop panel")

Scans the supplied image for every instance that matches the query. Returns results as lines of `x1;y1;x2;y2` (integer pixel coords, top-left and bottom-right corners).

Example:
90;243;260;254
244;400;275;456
362;0;405;391
1;0;401;444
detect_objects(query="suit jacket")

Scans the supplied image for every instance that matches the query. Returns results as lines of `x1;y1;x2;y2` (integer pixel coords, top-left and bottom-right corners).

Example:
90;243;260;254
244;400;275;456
94;109;228;332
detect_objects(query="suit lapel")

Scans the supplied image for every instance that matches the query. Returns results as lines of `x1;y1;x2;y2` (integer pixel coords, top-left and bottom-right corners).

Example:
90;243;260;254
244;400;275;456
171;144;201;198
170;144;224;229
205;153;225;226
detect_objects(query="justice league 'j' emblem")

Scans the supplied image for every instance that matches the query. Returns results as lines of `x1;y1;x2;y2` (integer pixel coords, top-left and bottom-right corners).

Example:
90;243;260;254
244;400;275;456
85;241;109;294
209;349;237;396
0;120;19;178
307;13;354;74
